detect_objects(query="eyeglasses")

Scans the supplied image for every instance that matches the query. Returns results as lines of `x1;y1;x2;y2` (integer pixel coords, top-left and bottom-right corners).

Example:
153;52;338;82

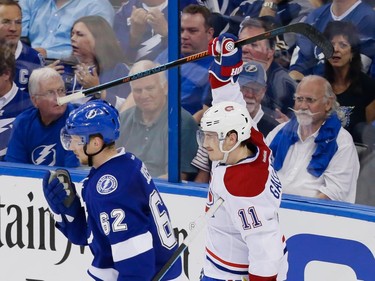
293;96;322;104
0;19;22;27
35;88;66;99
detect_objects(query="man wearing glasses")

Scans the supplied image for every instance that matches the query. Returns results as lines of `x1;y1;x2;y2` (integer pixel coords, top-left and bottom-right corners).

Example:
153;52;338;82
5;67;79;167
266;75;359;203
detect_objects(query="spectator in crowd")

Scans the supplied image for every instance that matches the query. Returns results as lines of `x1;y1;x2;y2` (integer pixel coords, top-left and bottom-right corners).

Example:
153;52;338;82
234;0;315;28
0;45;32;160
195;0;245;15
289;0;375;81
266;75;359;203
19;0;115;59
239;61;280;134
5;67;79;167
58;15;131;110
156;4;214;120
192;60;279;183
0;0;44;92
238;17;297;119
113;0;168;63
232;0;330;67
187;0;246;36
117;60;198;180
323;21;375;145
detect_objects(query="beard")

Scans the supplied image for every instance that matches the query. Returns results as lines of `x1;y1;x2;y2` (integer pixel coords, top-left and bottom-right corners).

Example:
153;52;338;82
245;100;256;115
296;113;313;126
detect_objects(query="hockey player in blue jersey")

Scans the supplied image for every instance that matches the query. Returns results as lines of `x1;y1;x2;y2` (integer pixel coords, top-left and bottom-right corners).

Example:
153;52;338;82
42;100;183;281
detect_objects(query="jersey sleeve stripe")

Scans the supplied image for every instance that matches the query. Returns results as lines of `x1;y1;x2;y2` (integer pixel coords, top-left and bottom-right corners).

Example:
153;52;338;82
88;265;119;280
206;247;249;273
111;231;153;262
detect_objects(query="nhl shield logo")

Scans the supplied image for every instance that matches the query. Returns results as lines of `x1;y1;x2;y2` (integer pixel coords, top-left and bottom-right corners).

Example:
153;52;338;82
97;174;118;195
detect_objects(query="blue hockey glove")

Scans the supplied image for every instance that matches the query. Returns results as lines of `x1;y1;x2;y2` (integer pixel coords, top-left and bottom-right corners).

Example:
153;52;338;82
208;33;243;89
42;169;81;223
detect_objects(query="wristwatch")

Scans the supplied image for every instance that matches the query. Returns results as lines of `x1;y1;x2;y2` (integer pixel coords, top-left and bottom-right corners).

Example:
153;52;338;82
263;1;278;11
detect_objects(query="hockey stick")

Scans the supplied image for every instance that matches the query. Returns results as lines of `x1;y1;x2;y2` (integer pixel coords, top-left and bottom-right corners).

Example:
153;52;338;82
152;197;224;281
57;22;333;105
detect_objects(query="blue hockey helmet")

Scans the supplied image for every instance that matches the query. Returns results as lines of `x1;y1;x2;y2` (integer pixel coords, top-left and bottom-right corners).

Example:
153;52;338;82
61;100;120;150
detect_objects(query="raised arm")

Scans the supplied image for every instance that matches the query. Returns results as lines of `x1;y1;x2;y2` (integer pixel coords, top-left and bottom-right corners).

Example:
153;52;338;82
207;33;245;107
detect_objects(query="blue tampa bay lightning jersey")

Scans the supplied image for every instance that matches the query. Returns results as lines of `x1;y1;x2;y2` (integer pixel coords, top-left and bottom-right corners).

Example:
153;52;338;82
15;41;45;92
113;0;168;63
4;103;79;167
56;151;182;280
0;84;33;160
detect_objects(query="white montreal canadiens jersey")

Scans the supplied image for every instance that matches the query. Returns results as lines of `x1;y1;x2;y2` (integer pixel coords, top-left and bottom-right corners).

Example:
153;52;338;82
204;128;287;280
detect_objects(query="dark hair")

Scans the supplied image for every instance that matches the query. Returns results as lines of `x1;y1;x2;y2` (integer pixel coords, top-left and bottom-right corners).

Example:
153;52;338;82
238;17;276;49
182;4;214;29
0;44;15;80
323;21;362;85
71;16;127;73
0;0;21;11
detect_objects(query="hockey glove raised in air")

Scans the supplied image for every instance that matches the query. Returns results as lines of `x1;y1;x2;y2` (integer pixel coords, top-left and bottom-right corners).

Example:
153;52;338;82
42;169;81;223
208;33;243;89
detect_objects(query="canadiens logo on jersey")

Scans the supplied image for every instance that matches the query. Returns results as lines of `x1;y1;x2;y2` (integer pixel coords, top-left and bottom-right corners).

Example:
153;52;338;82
97;175;118;195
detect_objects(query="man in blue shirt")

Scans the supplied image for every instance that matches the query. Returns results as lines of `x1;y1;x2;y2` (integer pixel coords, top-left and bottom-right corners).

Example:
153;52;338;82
155;4;214;120
19;0;115;59
114;0;168;63
5;67;79;167
0;0;44;91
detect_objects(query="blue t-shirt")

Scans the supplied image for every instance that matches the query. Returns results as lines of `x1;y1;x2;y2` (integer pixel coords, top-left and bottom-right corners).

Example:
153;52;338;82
5;103;79;167
15;41;45;91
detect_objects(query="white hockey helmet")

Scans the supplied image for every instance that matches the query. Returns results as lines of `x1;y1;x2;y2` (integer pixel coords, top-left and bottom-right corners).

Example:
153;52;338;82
200;101;252;154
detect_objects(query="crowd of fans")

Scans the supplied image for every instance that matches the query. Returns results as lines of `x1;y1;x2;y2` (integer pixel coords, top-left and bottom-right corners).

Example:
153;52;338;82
1;0;375;206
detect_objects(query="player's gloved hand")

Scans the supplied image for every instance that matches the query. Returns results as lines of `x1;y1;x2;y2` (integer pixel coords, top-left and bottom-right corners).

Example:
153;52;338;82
42;169;81;223
208;33;243;89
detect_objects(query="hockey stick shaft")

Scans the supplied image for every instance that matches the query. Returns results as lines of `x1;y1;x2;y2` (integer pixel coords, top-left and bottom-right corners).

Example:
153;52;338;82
152;197;224;281
57;22;333;105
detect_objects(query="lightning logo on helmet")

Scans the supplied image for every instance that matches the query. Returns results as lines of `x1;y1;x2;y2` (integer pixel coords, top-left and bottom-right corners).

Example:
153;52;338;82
85;108;103;119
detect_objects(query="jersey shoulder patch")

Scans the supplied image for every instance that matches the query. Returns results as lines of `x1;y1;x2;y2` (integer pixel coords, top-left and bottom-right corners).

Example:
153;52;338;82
96;174;118;195
224;161;269;197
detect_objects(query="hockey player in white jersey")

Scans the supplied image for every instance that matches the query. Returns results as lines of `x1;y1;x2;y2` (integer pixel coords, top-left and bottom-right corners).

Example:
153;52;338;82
41;100;182;281
198;33;288;281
